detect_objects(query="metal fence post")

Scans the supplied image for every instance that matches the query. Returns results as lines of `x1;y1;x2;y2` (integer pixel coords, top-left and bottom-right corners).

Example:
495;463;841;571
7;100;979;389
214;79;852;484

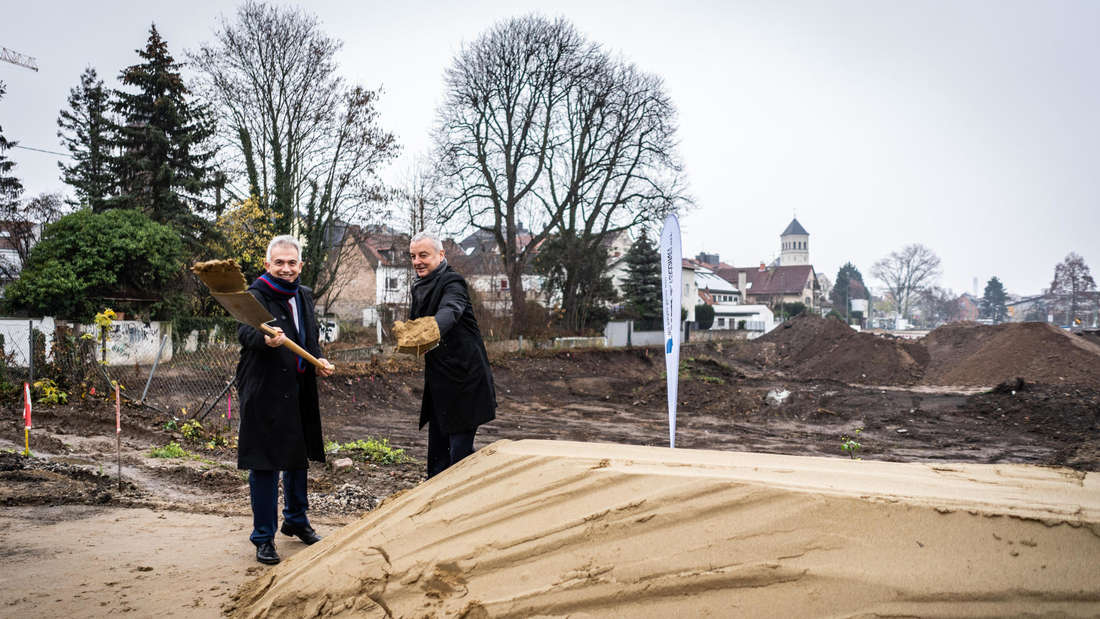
27;320;33;386
139;334;170;404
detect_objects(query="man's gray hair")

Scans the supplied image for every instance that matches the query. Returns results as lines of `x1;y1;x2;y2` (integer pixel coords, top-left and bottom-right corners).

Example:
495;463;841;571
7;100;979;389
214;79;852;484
267;234;302;261
410;231;443;252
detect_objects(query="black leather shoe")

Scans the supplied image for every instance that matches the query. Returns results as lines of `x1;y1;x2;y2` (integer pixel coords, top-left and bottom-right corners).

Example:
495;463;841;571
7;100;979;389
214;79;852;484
256;541;280;565
281;521;322;545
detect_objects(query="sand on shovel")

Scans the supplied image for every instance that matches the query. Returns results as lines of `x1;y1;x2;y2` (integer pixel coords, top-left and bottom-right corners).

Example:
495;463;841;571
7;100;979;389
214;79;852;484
230;439;1100;618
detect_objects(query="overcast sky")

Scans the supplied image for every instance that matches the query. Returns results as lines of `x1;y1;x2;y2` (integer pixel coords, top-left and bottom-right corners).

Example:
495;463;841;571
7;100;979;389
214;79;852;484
3;0;1097;296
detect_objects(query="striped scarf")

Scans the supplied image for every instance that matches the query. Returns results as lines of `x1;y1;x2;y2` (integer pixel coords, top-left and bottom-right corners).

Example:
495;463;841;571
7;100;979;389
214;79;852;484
257;273;306;373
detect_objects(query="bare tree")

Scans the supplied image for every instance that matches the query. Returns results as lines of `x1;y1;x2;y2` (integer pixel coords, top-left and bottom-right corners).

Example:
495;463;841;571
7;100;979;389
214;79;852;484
0;193;69;283
434;15;688;334
871;243;942;320
1050;252;1096;325
191;1;398;298
541;59;688;331
916;286;961;327
434;16;587;336
397;154;443;236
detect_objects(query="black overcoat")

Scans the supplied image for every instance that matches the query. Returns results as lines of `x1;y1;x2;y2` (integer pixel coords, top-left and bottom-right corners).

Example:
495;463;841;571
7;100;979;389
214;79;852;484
410;264;497;434
236;279;326;470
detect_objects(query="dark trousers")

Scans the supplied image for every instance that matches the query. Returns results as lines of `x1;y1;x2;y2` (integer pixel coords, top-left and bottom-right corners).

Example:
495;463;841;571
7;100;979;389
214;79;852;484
426;417;476;479
248;469;309;545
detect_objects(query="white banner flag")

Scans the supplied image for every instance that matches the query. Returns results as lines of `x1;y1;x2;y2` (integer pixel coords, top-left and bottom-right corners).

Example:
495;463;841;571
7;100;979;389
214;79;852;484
660;214;682;448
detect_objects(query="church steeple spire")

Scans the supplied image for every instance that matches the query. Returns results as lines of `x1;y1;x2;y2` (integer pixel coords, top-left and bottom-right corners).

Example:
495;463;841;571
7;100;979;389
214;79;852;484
779;218;809;266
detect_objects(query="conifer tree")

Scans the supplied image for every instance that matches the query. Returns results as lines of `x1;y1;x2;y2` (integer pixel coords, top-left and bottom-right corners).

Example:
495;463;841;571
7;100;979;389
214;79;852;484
831;262;868;320
622;231;662;324
0;81;24;210
58;67;115;211
111;25;218;245
980;276;1008;323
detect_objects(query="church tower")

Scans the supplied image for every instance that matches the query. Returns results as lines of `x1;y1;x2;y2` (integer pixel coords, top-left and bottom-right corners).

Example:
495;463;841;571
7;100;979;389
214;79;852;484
779;218;809;266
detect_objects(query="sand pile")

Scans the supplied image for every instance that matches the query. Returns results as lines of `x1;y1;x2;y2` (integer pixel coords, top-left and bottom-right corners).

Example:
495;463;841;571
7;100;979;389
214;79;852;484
923;321;1100;387
756;314;927;384
231;439;1100;618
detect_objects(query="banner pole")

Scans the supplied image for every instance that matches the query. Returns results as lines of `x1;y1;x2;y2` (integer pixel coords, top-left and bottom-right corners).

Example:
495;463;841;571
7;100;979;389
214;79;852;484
660;214;683;448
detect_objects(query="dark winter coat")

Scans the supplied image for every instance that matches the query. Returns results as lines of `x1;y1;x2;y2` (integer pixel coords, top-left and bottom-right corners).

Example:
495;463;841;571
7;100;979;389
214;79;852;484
410;262;496;434
236;279;325;470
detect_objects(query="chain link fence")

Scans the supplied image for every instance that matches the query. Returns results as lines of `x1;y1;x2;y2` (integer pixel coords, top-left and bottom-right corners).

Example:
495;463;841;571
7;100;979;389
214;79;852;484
0;317;240;429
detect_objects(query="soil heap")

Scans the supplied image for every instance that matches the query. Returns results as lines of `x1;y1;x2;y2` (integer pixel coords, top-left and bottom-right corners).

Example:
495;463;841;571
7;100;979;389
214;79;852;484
922;321;1100;387
755;314;927;385
230;439;1100;618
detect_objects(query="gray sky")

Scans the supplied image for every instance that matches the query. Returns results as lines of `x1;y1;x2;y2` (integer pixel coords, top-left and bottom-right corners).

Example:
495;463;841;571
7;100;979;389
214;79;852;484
3;0;1097;297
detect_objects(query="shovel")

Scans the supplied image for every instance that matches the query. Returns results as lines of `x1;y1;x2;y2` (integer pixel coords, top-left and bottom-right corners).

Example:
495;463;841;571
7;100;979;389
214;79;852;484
191;259;334;372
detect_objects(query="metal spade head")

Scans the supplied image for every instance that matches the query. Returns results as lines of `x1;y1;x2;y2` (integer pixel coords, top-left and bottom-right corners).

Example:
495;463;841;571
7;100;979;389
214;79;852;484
192;260;275;329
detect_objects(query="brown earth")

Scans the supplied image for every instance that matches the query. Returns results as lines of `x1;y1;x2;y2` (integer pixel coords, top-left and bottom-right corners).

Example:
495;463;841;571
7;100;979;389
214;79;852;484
2;318;1099;616
922;320;1100;386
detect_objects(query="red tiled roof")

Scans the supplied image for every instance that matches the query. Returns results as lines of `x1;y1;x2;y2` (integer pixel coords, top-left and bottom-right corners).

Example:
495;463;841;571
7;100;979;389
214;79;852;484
722;265;815;296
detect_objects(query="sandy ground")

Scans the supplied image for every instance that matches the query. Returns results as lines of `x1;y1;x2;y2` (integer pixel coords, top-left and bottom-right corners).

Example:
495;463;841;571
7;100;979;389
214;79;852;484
231;439;1100;618
0;505;341;617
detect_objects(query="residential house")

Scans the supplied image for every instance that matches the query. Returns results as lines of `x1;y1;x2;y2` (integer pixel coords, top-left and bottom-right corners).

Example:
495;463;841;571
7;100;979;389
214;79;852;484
690;261;741;306
692;218;822;312
681;260;698;322
604;229;634;296
956;293;979;322
451;228;550;315
721;263;820;311
319;226;413;324
711;304;775;333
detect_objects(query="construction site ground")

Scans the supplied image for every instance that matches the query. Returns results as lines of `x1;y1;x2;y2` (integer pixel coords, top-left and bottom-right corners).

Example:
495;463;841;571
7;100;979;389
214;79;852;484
1;316;1098;617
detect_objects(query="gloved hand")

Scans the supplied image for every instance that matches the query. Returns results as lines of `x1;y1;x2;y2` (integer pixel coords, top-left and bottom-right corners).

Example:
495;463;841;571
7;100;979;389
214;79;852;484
393;316;441;356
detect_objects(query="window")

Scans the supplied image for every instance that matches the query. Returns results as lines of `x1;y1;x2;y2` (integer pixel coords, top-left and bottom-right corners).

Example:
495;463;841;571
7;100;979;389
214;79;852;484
717;318;726;328
385;277;398;290
500;279;509;290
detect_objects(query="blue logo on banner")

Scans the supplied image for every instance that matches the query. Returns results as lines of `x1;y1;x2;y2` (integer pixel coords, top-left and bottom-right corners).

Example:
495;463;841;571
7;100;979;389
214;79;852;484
666;338;673;354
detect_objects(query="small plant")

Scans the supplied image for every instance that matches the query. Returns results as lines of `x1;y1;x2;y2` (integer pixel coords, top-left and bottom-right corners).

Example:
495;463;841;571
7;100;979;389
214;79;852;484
149;441;190;459
94;308;117;365
841;429;863;460
33;378;69;405
180;420;203;441
327;437;410;465
163;419;179;432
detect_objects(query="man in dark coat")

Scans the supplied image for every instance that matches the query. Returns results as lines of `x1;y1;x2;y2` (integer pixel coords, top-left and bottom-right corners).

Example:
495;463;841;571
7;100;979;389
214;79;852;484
408;231;496;478
236;234;334;565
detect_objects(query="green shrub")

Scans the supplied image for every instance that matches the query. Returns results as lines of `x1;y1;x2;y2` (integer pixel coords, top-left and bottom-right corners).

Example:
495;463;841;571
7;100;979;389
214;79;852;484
325;437;410;465
149;441;190;459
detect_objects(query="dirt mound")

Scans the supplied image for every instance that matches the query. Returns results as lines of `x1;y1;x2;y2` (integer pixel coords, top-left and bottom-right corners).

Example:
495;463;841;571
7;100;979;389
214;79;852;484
922;321;1100;387
756;314;927;385
230;440;1100;618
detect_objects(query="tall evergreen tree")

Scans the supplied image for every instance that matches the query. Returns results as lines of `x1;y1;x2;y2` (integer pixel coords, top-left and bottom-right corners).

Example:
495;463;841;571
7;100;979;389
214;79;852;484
0;81;24;210
831;262;868;319
111;25;218;245
621;231;662;324
58;67;115;211
980;276;1008;323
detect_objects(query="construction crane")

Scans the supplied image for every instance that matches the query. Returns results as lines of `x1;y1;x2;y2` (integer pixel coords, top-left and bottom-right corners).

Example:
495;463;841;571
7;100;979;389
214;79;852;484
1;47;38;72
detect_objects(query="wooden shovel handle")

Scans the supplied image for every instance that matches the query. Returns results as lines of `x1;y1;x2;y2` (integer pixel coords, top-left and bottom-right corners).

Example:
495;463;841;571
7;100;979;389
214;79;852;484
259;323;335;372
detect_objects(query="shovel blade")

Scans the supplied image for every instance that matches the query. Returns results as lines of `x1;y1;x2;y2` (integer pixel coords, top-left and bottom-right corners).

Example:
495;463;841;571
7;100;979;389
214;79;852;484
212;291;275;329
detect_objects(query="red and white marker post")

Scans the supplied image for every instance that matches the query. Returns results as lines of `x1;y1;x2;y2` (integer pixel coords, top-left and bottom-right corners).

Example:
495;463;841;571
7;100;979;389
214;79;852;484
23;382;31;456
115;383;122;491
